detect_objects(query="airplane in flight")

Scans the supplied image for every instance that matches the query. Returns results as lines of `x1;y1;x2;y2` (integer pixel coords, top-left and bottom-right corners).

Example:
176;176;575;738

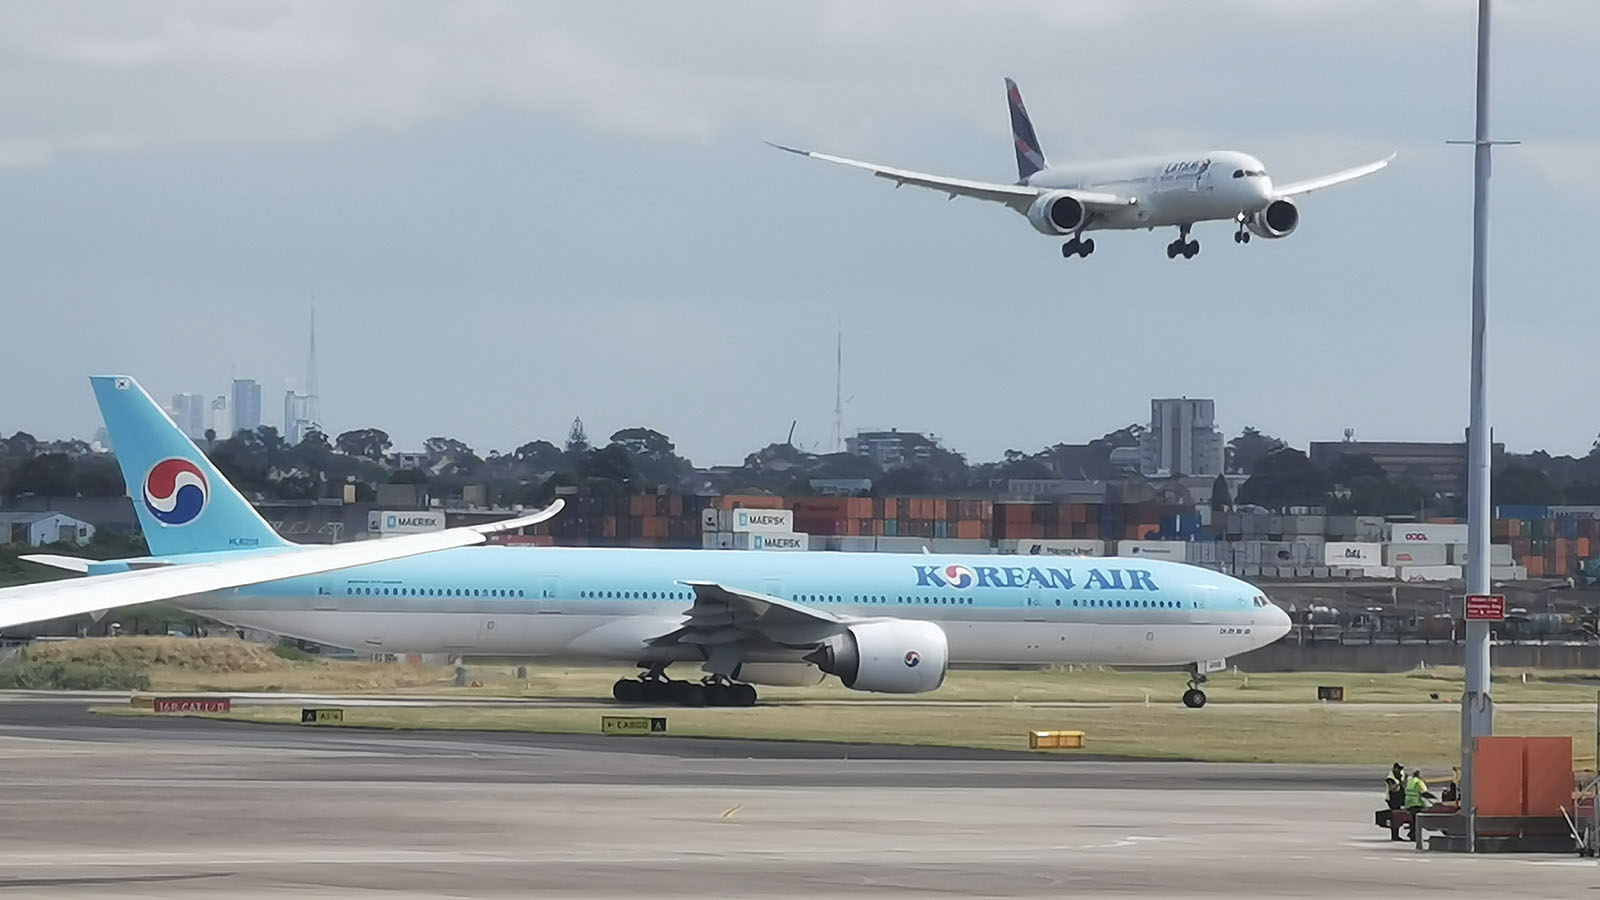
0;376;1292;708
771;77;1393;260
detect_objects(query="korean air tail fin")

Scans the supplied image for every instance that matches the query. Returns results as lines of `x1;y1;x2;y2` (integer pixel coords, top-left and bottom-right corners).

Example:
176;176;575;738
1004;77;1047;183
90;375;291;557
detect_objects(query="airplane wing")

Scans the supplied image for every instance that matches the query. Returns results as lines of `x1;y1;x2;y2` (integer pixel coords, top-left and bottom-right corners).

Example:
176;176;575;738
767;142;1132;213
1274;153;1395;197
649;581;849;671
0;501;563;632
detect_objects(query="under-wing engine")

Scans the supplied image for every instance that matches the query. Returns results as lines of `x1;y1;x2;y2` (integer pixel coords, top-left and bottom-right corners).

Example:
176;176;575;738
1025;192;1086;235
803;619;948;693
1246;198;1299;239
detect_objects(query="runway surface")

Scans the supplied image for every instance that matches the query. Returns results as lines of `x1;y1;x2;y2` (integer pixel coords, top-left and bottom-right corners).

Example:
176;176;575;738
0;695;1592;898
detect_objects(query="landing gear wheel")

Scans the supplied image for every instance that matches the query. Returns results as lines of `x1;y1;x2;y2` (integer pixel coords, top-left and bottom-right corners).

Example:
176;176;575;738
1062;238;1078;258
641;679;670;704
1182;240;1199;259
731;684;758;707
1241;232;1250;243
680;683;707;707
1080;238;1095;256
612;679;643;703
1166;241;1180;259
1182;688;1208;709
704;683;730;707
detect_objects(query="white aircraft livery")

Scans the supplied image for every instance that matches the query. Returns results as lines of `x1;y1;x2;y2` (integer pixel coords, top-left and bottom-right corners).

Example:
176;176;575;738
0;376;1292;708
772;77;1393;259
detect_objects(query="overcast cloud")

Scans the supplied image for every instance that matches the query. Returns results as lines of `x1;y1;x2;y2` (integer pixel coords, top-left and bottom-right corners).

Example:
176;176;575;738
1;1;1595;464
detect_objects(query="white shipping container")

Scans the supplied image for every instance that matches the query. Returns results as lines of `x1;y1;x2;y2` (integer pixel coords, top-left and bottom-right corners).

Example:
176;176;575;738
1257;542;1297;565
1387;523;1469;544
1397;565;1462;582
1448;543;1514;566
1291;539;1325;566
1491;565;1528;581
875;537;933;554
701;508;719;531
727;509;794;533
368;510;446;534
1383;543;1449;566
837;536;876;553
1356;517;1386;541
702;531;735;549
930;538;995;554
1115;540;1187;560
1012;539;1105;557
1363;565;1397;580
1186;542;1225;565
1325;542;1383;566
732;531;808;551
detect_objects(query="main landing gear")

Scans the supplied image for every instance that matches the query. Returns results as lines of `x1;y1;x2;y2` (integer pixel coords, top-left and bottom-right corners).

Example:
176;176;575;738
1166;224;1199;259
611;665;757;707
1233;215;1252;244
1061;236;1095;258
1183;664;1209;708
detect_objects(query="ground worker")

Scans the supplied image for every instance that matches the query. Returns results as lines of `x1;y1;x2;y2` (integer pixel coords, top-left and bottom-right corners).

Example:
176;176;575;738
1385;763;1407;841
1403;769;1436;841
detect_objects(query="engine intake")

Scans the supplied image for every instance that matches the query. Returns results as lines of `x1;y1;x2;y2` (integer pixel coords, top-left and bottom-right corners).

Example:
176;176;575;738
1247;198;1299;239
1026;192;1086;236
803;620;948;694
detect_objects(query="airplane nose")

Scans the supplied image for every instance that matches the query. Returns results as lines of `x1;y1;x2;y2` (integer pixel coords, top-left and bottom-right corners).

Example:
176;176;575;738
1264;600;1292;641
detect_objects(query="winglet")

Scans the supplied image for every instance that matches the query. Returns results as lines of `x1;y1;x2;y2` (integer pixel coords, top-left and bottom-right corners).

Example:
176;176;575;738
766;140;812;158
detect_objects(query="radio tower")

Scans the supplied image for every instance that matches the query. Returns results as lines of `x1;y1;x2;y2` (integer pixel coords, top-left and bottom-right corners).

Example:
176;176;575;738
304;307;321;431
829;325;844;454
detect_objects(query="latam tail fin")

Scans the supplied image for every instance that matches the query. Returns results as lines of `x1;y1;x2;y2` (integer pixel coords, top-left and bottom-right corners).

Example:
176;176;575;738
90;375;291;557
1004;77;1047;183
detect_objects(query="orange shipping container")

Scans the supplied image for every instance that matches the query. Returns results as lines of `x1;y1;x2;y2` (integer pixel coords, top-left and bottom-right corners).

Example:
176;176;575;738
1523;556;1545;577
956;520;981;540
1580;537;1591;558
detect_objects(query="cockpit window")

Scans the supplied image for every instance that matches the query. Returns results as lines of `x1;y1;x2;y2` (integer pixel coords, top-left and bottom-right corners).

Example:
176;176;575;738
1233;169;1244;178
1253;595;1269;607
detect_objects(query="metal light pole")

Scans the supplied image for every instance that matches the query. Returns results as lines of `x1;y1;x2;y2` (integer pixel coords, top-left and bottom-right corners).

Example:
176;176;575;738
1451;0;1516;830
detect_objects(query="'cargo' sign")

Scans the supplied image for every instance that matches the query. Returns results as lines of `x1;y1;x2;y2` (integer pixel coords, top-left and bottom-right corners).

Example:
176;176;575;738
153;697;231;713
1465;594;1506;621
601;715;667;735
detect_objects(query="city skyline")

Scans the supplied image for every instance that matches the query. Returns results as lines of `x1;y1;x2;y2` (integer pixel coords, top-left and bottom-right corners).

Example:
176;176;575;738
1;4;1595;464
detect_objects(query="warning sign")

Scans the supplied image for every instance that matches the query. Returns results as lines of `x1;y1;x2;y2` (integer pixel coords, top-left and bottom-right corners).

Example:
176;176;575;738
601;716;667;735
1465;594;1506;621
300;708;345;725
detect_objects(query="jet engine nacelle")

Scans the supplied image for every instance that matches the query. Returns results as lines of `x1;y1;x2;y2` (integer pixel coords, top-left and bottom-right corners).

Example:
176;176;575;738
803;620;948;693
1247;198;1300;239
1025;192;1086;236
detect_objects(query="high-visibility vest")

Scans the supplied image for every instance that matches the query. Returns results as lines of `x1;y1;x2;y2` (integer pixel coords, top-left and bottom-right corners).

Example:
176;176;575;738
1405;776;1429;808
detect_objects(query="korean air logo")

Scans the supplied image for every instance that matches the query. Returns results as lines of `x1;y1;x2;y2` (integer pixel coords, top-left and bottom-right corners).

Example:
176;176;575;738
944;565;975;589
143;458;208;526
904;651;921;668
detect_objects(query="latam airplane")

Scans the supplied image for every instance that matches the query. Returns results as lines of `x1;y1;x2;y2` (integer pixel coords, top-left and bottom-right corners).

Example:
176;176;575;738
0;376;1291;708
772;77;1393;259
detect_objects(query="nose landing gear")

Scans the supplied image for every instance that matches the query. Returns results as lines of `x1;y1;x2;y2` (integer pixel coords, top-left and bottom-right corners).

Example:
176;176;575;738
1233;215;1252;244
1182;663;1210;708
1166;224;1199;259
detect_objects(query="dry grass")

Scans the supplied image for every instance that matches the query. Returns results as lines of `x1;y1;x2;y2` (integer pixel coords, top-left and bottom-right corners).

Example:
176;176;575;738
136;702;1595;766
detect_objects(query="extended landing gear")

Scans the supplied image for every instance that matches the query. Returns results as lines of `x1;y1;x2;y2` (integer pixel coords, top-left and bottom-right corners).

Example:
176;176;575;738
611;666;757;707
1233;215;1252;244
1166;225;1199;259
1061;236;1095;258
1182;664;1209;708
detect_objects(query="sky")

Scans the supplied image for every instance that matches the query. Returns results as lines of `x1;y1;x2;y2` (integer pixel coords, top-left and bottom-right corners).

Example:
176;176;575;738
1;1;1596;466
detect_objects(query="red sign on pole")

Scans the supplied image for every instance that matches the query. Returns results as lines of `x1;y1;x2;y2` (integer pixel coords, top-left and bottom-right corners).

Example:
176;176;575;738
1465;594;1506;621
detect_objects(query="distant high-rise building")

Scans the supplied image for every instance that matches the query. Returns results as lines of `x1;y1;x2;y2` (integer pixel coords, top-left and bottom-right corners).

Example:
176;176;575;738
209;395;229;439
231;378;261;434
283;389;317;446
167;393;207;441
1139;398;1223;478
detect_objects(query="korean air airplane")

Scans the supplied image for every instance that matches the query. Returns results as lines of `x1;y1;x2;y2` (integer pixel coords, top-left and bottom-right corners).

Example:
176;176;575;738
0;376;1291;708
771;77;1392;259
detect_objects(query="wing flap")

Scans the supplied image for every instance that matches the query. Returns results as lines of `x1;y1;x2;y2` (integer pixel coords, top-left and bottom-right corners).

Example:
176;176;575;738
0;502;563;632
